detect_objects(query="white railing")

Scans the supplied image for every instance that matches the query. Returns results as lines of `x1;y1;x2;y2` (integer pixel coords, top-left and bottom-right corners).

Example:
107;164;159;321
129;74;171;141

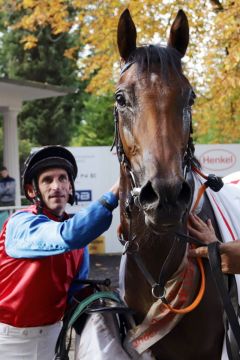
0;205;28;228
0;205;27;213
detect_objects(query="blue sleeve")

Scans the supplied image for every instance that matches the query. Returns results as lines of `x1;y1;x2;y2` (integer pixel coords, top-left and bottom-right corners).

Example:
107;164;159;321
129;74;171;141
5;192;118;259
67;246;89;300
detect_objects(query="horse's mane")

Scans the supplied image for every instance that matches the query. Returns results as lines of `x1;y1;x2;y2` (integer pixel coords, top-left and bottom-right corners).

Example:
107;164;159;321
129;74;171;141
126;45;184;84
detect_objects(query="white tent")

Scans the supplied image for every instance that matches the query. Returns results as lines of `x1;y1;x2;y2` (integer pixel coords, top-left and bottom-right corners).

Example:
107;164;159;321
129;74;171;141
0;77;75;206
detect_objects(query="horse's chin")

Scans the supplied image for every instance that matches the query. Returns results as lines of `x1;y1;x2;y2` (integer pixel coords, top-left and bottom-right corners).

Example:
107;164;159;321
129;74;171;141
144;213;185;235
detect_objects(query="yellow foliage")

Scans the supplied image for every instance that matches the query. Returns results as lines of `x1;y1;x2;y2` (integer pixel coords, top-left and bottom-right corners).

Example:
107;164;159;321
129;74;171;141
64;47;78;60
22;0;35;8
8;0;72;34
193;0;240;143
20;34;38;49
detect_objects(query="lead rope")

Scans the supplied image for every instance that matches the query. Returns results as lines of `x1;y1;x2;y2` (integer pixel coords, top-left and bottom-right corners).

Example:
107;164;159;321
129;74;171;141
162;257;205;314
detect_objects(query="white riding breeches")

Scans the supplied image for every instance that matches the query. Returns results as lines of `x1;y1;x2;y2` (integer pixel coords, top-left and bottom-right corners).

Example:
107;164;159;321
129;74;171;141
0;321;62;360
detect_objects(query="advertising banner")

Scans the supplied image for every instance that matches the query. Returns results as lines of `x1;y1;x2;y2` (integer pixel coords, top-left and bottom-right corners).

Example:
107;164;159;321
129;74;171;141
195;144;240;177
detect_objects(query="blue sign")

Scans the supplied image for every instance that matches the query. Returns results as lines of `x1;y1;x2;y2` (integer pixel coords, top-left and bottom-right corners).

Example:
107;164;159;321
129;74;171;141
75;190;92;203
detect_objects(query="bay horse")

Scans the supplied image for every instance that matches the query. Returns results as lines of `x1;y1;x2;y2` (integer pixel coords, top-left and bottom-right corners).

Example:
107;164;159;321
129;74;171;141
114;9;226;360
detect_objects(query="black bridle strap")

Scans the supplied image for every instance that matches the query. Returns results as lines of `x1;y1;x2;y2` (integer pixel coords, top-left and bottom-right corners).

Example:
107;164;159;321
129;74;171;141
120;60;136;75
130;235;189;301
176;232;207;247
156;236;186;295
130;252;156;290
208;242;240;358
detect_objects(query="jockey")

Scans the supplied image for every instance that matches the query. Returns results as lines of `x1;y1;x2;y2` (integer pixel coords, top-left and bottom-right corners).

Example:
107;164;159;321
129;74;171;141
0;145;119;359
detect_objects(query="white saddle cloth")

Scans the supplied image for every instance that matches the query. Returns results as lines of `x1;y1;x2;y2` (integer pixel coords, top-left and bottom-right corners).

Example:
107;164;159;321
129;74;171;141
74;312;155;359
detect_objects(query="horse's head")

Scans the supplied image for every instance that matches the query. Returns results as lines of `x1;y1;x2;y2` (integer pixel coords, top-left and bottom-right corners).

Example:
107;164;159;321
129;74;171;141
116;9;195;232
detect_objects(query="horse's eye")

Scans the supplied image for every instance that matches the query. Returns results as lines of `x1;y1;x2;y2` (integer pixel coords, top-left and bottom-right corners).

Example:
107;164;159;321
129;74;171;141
115;93;126;107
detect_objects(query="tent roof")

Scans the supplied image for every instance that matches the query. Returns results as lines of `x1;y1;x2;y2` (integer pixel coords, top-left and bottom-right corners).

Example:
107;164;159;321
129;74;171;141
0;77;75;107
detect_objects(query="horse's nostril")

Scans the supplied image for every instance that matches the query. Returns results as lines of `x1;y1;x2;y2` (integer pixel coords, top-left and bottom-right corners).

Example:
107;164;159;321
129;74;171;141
139;181;159;208
178;181;191;205
139;179;191;210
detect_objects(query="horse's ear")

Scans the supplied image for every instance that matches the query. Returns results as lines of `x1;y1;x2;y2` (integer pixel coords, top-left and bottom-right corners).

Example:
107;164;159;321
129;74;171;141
117;9;137;61
167;9;189;57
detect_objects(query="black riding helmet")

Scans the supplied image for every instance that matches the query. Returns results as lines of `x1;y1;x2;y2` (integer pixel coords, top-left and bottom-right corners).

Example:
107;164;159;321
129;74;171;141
22;145;78;206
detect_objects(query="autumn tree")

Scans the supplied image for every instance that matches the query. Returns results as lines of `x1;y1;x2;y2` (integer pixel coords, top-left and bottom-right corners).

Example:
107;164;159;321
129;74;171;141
193;0;240;143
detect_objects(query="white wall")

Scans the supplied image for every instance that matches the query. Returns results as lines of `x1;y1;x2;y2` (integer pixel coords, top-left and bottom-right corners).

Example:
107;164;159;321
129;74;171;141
65;147;121;253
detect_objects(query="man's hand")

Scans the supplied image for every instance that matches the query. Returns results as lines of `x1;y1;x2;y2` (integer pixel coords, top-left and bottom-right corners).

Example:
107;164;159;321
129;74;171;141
188;214;219;244
110;179;119;198
188;213;240;274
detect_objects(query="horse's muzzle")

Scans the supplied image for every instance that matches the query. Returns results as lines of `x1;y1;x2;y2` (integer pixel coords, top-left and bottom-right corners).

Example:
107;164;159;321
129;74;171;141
138;178;191;226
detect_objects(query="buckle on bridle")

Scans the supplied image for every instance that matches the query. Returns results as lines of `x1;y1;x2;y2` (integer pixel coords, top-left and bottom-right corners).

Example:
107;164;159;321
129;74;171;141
123;239;139;255
152;283;167;302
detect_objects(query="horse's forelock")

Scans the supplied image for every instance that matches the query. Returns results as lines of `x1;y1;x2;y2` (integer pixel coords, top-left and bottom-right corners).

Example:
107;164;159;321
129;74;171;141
127;45;184;84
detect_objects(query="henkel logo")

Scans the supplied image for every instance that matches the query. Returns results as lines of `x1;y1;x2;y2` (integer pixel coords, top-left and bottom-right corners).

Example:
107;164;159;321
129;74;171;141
199;149;236;171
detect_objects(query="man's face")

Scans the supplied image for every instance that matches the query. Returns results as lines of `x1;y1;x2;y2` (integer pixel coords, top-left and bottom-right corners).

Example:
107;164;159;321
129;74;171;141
37;168;72;216
1;170;8;178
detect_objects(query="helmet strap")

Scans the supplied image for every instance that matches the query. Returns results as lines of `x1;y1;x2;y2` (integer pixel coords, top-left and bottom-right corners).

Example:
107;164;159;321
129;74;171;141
68;173;75;205
32;178;43;214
